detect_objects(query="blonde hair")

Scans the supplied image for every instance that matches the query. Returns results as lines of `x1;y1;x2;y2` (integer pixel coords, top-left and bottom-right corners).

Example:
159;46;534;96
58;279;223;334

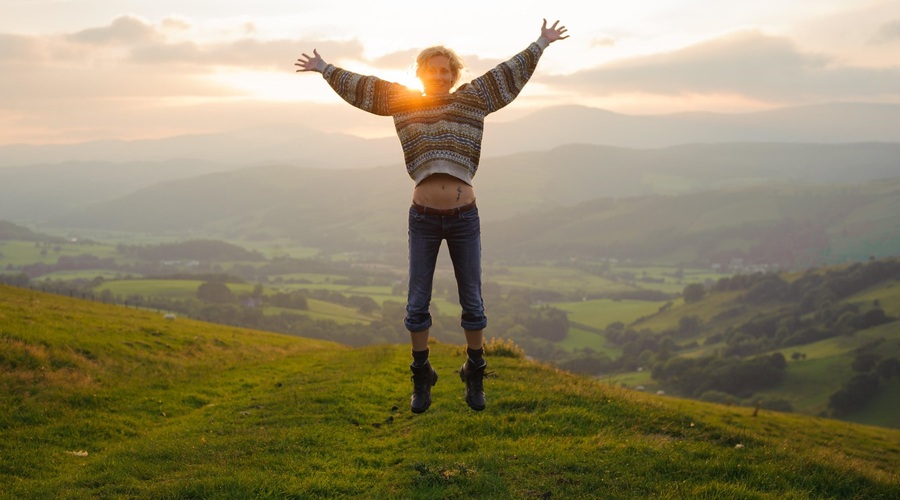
415;46;465;87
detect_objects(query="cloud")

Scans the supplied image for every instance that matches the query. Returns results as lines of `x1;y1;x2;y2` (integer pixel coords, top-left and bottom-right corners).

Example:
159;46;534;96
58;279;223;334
161;16;192;32
591;37;617;48
372;49;419;70
871;19;900;44
0;16;366;72
0;33;42;62
0;16;399;144
67;15;160;45
129;37;365;71
559;30;900;102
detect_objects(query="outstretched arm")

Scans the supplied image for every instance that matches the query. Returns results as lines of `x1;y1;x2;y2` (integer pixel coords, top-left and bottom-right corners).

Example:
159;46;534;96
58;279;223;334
295;49;327;73
294;48;404;116
468;19;569;113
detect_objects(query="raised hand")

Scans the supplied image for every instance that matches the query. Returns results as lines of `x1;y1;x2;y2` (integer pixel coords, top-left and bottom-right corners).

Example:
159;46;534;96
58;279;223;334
295;49;325;72
541;19;569;43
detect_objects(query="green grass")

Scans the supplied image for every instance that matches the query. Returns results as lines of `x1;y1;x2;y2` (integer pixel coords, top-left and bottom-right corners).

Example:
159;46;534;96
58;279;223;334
2;284;899;498
558;327;620;355
0;241;119;266
489;266;638;296
95;279;209;298
34;269;126;281
849;279;900;317
844;380;900;429
304;298;373;324
554;298;666;331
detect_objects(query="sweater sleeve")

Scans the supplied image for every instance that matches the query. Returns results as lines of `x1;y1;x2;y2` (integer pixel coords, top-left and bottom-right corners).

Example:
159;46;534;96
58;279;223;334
469;39;547;114
321;64;404;116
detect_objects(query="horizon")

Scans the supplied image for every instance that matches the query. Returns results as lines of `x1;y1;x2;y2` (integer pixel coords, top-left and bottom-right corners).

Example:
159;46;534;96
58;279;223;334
1;0;900;145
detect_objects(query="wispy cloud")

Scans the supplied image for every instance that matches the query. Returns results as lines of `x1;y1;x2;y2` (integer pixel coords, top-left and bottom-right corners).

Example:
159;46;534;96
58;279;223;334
66;15;160;45
871;18;900;44
0;15;366;70
559;30;900;102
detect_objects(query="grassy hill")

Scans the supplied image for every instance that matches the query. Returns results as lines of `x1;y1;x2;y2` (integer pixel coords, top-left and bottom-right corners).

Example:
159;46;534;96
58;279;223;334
2;285;899;498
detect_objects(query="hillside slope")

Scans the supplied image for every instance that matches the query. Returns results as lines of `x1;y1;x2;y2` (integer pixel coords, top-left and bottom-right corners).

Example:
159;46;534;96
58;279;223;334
1;285;898;498
35;143;900;267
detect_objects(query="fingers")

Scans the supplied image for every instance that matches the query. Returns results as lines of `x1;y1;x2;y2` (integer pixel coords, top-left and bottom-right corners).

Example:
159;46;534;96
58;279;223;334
294;49;320;71
542;19;568;37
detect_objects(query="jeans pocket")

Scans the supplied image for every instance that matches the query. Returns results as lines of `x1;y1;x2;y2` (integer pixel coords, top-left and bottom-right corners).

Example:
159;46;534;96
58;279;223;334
459;207;479;221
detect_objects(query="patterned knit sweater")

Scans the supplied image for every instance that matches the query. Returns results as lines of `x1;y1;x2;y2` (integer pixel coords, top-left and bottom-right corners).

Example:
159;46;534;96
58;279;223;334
321;38;549;185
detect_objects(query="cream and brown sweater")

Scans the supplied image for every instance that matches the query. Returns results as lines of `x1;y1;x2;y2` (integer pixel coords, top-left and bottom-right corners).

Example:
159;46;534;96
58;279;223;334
321;38;549;185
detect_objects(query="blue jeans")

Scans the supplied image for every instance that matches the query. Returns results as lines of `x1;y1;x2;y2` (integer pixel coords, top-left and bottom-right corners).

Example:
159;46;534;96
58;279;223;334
405;205;487;333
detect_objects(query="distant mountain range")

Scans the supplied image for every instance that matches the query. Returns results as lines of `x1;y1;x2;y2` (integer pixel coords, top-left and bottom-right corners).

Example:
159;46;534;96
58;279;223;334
482;102;900;156
3;102;899;268
2;103;899;168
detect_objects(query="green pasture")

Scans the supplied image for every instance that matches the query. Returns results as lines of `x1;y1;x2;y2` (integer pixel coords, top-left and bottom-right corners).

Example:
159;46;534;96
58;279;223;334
0;240;119;266
756;354;853;415
2;286;900;498
272;273;356;284
262;300;372;325
557;327;621;357
95;279;256;299
488;265;638;297
776;324;900;363
269;281;400;300
554;298;669;332
238;241;322;259
629;291;746;332
600;369;657;391
34;269;126;281
844;380;900;429
848;280;900;316
305;298;375;324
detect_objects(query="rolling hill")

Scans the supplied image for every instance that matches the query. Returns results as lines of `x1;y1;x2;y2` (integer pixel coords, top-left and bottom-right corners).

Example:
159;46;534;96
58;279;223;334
35;144;900;267
1;284;898;497
593;258;900;428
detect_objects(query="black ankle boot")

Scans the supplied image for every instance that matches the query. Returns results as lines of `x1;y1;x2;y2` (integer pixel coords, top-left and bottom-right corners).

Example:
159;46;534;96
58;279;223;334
410;360;438;414
459;360;486;411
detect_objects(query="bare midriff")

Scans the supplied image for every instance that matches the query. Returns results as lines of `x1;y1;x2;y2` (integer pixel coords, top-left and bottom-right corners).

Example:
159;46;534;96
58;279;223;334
412;173;476;210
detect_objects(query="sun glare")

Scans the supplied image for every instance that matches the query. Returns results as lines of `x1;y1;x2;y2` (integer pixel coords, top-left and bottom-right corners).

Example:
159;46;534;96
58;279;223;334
211;70;336;102
211;66;426;102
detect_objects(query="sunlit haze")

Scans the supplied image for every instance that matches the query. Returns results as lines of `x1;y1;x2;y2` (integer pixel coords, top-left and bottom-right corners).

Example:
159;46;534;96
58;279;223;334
1;0;899;144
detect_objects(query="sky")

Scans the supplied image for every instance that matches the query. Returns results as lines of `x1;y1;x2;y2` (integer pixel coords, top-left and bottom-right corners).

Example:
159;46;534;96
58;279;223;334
1;0;900;144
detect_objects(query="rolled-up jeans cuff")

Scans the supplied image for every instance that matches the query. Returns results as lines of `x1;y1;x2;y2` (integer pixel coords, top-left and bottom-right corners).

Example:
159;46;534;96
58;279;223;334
461;317;487;331
405;315;432;333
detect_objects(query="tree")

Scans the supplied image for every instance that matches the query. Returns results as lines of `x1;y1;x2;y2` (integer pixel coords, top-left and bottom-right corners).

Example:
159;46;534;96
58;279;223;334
678;315;703;335
348;295;379;314
876;357;900;381
682;283;706;303
828;373;880;416
196;281;235;304
852;353;880;373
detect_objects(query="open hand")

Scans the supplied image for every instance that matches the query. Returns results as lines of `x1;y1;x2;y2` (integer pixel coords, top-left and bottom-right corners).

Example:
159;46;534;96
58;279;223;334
295;49;325;72
541;19;569;43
